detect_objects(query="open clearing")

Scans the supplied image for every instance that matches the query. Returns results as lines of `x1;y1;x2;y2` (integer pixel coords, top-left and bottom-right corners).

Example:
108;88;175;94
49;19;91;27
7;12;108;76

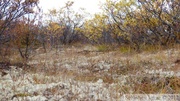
0;45;180;101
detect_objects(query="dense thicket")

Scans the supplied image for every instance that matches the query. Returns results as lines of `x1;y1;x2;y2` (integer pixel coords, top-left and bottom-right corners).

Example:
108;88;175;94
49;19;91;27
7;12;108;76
43;0;180;47
0;0;180;62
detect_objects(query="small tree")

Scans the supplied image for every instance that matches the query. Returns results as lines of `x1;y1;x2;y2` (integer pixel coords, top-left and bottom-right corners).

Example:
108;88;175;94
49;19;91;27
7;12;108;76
0;0;40;61
11;16;39;62
46;1;85;46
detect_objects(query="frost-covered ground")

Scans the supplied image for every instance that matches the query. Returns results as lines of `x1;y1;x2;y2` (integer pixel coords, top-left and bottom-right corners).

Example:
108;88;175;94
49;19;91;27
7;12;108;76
0;45;180;101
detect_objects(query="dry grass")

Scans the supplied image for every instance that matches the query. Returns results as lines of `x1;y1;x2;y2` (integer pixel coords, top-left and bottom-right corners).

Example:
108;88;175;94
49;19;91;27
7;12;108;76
1;44;180;100
29;44;180;81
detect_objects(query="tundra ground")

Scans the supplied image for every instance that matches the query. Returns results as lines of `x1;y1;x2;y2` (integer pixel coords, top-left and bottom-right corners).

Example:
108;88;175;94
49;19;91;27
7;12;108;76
0;45;180;101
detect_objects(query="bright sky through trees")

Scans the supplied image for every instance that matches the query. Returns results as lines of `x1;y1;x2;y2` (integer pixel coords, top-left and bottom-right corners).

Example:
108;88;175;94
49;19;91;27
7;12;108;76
39;0;106;14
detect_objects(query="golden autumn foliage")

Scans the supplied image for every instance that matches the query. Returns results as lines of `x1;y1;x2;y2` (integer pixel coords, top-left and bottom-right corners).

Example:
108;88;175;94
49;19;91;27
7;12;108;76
83;0;180;46
82;14;108;42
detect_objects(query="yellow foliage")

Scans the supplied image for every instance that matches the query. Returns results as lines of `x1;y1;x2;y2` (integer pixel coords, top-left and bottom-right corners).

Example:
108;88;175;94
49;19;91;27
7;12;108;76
82;14;108;41
47;22;62;35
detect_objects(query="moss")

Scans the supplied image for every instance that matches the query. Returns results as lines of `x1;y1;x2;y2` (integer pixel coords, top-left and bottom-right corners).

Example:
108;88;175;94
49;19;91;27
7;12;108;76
96;44;111;52
12;93;31;100
119;46;130;53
